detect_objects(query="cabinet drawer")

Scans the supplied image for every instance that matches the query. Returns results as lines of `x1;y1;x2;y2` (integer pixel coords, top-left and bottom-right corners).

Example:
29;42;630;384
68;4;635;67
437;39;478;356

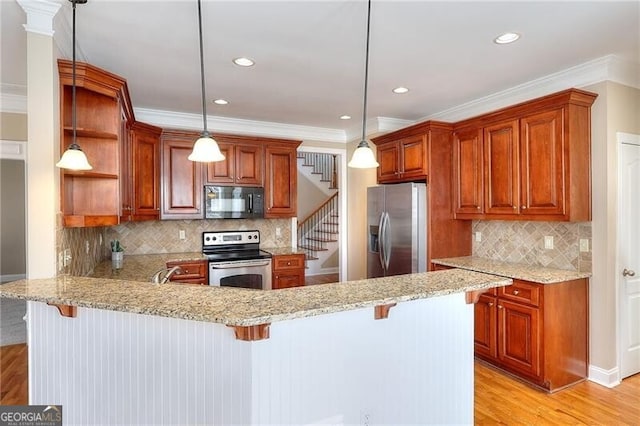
166;260;206;280
273;254;305;270
499;280;540;307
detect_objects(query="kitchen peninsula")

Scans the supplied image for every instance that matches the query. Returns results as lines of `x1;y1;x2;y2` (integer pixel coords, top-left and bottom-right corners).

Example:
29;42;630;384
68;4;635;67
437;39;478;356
0;269;510;425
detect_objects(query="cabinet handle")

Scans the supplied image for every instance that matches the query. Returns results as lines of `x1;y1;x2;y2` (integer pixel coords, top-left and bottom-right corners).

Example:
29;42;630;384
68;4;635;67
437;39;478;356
513;290;520;295
623;268;636;277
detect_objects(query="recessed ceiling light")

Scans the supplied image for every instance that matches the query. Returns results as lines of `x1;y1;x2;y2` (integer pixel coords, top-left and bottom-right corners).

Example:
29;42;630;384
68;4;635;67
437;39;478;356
392;87;409;94
340;115;351;120
494;32;520;44
233;57;255;67
213;99;228;105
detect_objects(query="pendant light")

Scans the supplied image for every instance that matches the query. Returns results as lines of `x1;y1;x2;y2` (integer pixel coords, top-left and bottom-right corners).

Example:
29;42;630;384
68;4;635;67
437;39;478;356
348;0;379;169
188;0;225;162
56;0;92;171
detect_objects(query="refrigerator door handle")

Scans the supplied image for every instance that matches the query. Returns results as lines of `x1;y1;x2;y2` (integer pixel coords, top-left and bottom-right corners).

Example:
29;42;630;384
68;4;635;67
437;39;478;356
378;212;386;271
383;212;392;270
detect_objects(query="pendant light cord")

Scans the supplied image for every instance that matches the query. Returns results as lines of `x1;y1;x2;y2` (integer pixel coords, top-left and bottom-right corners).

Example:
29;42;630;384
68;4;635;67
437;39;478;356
72;0;77;147
361;0;372;143
197;0;209;135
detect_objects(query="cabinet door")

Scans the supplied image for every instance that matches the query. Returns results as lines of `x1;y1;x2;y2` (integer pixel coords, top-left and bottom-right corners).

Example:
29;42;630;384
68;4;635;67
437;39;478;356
120;118;133;222
161;138;203;219
272;271;305;289
484;119;520;215
520;108;565;216
377;142;400;183
235;144;263;186
474;294;497;359
453;128;484;215
498;299;540;379
399;135;428;180
264;145;297;217
131;125;161;220
205;142;235;184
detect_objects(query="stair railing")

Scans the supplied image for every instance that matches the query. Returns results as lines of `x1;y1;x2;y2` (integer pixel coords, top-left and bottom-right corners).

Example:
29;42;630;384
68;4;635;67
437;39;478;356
297;152;338;190
297;192;339;263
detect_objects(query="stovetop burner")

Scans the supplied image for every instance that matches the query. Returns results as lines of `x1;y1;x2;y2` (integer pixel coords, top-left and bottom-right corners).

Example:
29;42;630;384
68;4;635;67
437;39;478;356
202;230;272;261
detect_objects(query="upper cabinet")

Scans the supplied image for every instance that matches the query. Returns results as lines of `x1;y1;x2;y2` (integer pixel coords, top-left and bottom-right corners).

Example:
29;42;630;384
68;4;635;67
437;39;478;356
264;140;302;218
204;136;263;186
58;60;133;227
374;134;428;183
125;122;162;221
453;89;597;222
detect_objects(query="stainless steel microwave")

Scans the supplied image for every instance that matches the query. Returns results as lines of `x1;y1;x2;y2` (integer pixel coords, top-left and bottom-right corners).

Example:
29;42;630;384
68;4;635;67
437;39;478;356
204;186;264;219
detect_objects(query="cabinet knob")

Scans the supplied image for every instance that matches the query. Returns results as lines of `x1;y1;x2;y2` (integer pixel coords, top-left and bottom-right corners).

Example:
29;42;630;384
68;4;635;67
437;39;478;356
513;206;517;210
513;290;520;295
477;206;481;210
521;206;527;209
487;302;494;307
623;268;636;277
287;261;291;266
498;305;503;309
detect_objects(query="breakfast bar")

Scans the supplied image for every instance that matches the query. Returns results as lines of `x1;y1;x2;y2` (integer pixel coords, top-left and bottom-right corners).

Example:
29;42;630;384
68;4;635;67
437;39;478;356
1;269;510;425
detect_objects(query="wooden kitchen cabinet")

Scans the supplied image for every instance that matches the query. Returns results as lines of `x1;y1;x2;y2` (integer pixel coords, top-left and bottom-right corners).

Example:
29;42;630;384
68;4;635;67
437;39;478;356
166;259;207;285
160;130;204;219
272;253;305;289
264;140;302;218
372;121;472;269
121;121;162;221
453;88;597;222
475;278;588;392
205;138;263;186
374;134;428;183
58;59;133;227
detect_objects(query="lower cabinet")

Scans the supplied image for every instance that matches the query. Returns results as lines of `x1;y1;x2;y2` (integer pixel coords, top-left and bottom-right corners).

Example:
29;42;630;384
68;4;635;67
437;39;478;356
165;260;208;285
272;254;305;289
475;278;588;392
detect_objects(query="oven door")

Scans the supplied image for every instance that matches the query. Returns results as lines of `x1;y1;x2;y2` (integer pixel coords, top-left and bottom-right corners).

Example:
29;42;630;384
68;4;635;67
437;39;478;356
209;259;272;290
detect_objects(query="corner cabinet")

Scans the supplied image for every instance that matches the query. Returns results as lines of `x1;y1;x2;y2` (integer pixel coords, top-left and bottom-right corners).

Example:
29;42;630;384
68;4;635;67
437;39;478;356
264;140;302;218
372;122;472;269
453;88;597;221
58;60;133;227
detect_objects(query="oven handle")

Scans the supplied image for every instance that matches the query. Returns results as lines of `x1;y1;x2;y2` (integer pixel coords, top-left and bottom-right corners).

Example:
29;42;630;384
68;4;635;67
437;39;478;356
210;260;271;269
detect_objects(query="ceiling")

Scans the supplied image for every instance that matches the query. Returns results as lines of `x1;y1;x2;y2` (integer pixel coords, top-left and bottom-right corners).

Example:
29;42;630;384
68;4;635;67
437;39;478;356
2;0;639;139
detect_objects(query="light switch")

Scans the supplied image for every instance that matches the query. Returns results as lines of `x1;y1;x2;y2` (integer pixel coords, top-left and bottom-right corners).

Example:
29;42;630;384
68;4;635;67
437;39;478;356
579;239;589;252
544;236;554;250
179;230;186;240
475;232;482;242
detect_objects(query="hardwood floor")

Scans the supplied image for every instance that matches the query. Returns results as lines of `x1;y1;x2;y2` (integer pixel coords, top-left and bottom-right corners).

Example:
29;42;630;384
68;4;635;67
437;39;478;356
475;361;640;425
2;342;639;424
305;273;339;285
0;343;27;405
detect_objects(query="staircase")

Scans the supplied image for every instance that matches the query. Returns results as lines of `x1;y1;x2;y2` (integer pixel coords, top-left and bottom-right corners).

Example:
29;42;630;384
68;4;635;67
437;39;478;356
296;152;340;275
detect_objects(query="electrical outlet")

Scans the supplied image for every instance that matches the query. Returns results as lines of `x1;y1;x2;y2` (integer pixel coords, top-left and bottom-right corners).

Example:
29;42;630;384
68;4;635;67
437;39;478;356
179;230;186;240
58;252;64;271
63;249;71;267
99;234;103;245
276;227;282;238
544;236;554;250
85;240;90;254
360;411;371;426
475;231;482;242
579;238;590;252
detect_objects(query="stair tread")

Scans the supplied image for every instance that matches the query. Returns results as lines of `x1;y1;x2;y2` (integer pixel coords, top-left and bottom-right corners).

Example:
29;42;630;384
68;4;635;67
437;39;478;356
298;244;329;251
306;236;337;242
323;221;339;225
314;230;339;234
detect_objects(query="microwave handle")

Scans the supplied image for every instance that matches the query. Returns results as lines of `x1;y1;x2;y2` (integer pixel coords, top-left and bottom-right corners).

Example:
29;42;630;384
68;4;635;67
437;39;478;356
248;193;253;213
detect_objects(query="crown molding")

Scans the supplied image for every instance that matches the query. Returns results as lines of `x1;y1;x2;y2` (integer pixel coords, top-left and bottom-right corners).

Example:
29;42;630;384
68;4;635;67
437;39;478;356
16;0;62;37
425;55;640;123
134;107;347;143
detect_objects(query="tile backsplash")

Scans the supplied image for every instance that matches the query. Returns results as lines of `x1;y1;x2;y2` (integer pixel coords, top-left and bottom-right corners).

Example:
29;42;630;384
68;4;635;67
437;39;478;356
105;218;292;255
57;214;108;276
472;221;592;273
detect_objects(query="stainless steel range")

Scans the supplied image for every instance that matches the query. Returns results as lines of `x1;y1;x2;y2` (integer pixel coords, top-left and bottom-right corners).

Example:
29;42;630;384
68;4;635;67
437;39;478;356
203;230;272;290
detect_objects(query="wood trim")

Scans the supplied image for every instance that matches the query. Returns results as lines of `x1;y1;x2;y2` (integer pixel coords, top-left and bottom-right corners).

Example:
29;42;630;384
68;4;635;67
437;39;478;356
465;289;489;304
47;303;77;318
374;303;397;319
229;324;270;341
298;192;339;226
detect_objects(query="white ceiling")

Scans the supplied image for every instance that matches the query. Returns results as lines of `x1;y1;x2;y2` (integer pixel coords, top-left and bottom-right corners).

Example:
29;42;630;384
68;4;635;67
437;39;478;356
2;0;639;138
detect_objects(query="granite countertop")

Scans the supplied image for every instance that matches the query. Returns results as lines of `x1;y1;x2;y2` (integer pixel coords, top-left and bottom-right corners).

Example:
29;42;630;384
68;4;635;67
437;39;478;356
0;270;511;326
262;247;307;256
431;256;591;284
91;252;206;282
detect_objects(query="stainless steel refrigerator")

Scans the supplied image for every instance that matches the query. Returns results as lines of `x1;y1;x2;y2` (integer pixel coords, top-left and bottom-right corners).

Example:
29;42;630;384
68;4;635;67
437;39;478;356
367;182;427;278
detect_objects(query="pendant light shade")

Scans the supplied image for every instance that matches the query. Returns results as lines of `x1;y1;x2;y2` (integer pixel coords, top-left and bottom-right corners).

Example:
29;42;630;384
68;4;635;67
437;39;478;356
348;0;379;169
188;0;225;163
56;0;92;171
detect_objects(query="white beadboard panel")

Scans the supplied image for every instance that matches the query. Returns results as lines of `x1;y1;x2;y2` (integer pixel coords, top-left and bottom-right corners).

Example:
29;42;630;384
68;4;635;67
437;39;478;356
250;293;474;425
27;293;474;425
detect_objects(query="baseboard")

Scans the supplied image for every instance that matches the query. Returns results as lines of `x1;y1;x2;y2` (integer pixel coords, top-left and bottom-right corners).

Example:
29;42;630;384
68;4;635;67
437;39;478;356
588;365;621;388
305;267;339;277
0;273;26;284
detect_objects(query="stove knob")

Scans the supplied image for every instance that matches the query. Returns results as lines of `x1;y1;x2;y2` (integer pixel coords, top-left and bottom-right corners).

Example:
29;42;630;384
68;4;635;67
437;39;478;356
205;236;210;241
212;236;217;241
248;235;252;240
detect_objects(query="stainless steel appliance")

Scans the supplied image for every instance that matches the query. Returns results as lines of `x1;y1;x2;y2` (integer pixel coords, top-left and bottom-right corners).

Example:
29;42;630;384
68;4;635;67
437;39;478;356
204;185;264;219
367;182;427;278
203;230;272;289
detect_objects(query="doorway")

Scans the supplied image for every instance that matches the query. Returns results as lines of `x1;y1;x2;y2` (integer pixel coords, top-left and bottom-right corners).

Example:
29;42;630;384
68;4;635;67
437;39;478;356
617;132;640;379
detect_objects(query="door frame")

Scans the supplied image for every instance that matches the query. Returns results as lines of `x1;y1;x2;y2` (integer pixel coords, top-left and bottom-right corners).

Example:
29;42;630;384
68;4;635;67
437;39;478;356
296;146;347;282
616;131;640;381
